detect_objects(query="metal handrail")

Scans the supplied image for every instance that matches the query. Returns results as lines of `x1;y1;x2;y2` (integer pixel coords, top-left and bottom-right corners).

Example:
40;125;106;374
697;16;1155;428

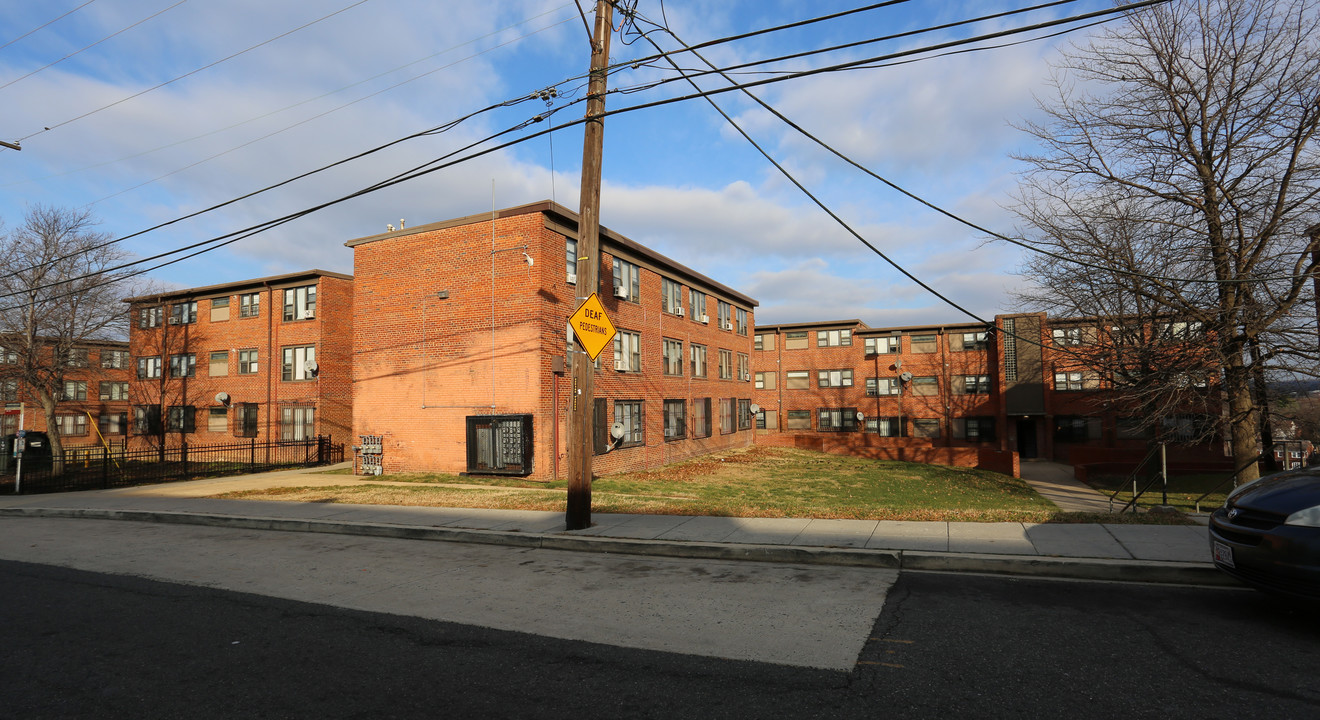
1194;453;1264;514
1108;443;1163;512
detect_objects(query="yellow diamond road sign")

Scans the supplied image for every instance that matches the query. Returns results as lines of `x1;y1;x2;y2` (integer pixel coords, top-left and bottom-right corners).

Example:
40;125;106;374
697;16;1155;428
569;292;616;361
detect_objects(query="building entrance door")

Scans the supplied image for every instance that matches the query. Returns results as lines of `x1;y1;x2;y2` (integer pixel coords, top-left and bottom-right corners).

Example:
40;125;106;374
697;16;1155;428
1016;418;1038;459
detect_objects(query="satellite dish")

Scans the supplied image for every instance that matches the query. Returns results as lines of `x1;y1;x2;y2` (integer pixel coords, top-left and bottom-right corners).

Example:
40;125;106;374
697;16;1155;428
609;422;626;440
304;360;319;376
894;359;903;369
214;392;230;405
749;403;761;414
855;411;865;421
900;371;913;382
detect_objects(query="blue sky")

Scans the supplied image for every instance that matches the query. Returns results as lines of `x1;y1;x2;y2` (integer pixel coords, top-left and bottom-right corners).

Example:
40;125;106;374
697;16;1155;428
0;0;1126;326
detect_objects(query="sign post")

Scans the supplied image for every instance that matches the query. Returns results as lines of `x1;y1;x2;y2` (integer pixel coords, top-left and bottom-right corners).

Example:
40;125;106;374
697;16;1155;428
566;292;615;529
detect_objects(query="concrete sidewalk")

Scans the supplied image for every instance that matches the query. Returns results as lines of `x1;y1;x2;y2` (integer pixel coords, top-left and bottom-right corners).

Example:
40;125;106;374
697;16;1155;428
0;463;1229;588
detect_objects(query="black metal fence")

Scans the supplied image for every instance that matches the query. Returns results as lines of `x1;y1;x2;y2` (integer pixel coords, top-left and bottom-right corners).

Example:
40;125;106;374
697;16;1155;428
0;436;344;495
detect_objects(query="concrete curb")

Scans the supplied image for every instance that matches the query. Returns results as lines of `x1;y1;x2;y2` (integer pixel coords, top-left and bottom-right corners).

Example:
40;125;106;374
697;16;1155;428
0;507;1237;588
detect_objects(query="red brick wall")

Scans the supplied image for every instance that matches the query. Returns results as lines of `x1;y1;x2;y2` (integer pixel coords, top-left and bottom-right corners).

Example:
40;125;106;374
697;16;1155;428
351;208;756;478
1;342;133;450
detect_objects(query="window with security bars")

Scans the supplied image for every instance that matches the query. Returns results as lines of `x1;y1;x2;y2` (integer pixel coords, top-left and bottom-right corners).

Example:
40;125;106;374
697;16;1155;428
280;406;315;441
236;403;259;438
817;408;858;432
615;401;643;446
663;399;686;440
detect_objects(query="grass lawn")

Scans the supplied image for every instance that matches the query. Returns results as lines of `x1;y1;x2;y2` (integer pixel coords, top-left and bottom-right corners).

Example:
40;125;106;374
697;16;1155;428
218;446;1189;524
1084;471;1236;514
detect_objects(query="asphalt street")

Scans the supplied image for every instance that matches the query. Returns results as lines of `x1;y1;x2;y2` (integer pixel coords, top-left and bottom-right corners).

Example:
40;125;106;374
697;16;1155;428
3;558;1317;719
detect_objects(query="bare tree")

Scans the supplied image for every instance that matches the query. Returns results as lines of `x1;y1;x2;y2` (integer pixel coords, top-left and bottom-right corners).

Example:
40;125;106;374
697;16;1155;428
0;205;138;475
1010;0;1320;484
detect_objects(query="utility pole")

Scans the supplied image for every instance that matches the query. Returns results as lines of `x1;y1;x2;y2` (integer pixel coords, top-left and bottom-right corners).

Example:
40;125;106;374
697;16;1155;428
566;0;614;531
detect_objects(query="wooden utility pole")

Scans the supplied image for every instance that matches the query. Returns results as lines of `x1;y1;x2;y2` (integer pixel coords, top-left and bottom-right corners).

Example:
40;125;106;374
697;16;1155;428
566;0;614;531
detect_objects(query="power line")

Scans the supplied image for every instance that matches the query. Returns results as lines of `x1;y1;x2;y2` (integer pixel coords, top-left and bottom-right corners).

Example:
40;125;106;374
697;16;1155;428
15;0;376;142
0;0;102;53
0;0;184;91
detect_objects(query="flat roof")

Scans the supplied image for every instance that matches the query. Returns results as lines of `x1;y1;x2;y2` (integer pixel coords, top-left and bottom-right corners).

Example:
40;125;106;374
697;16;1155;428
345;200;758;308
753;320;867;333
123;269;352;303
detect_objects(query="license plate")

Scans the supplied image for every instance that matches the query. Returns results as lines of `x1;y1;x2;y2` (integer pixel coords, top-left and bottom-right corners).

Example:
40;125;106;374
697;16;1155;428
1213;541;1235;568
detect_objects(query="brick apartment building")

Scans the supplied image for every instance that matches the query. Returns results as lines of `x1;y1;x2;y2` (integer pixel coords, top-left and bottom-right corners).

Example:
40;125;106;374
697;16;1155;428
752;313;1225;476
124;270;354;446
1;338;134;451
347;200;758;478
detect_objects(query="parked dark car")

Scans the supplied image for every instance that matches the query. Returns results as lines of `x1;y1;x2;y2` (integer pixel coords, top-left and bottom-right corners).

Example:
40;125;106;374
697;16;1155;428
1210;466;1320;599
0;431;52;473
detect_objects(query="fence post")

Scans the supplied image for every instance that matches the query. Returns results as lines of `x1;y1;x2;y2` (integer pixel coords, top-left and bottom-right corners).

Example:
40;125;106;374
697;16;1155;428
102;445;109;489
181;440;188;479
250;437;256;471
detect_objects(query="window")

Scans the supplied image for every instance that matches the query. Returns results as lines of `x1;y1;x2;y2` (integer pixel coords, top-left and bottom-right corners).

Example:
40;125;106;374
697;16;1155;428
239;349;259;375
865;336;899;354
208;407;228;433
566;238;578;284
210;296;231;322
957;331;988;351
1053;327;1083;346
133;405;162;435
736;307;748;336
1;380;17;402
872;417;904;437
1055;416;1101;442
236;403;259;438
755;372;776;390
283;285;316;321
785;331;809;350
693;398;712;438
957;418;999;442
910;334;937;353
1054;371;1098;391
786;410;812;430
467;414;534;475
866;377;900;396
1161;321;1203;340
101;350;129;369
1162;414;1211;442
136;356;162;379
737;353;750;382
912;419;941;438
614;331;641;372
818;408;858;432
737;399;752;430
169;353;196;378
817;329;852;347
98;412;128;435
282;345;316;381
786;370;810;390
65;348;89;368
611;258;641;302
955;375;991;394
661;277;683;315
690;344;707;377
1;350;16;364
756;409;778;430
280;406;315;441
166;405;196;433
689;289;707;322
56;414;88;436
138;306;162;329
1117;417;1154;439
663;399;686;440
62;380;87;401
99;382;129;401
754;333;776;351
720;398;734;434
615;400;643;446
662;338;683;376
911;376;939;395
718;349;733;380
717;300;732;331
240;292;260;318
209;351;229;377
817;369;853;388
169;301;197;325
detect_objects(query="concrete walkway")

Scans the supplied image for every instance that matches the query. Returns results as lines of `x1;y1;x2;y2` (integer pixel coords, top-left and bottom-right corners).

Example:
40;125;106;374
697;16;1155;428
1018;459;1116;512
0;463;1228;588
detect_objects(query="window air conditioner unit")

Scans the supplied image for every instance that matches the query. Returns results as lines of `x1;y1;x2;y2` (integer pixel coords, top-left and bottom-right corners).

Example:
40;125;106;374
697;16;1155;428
723;321;733;331
614;286;629;299
567;272;577;284
701;314;709;324
676;307;684;317
614;359;627;371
